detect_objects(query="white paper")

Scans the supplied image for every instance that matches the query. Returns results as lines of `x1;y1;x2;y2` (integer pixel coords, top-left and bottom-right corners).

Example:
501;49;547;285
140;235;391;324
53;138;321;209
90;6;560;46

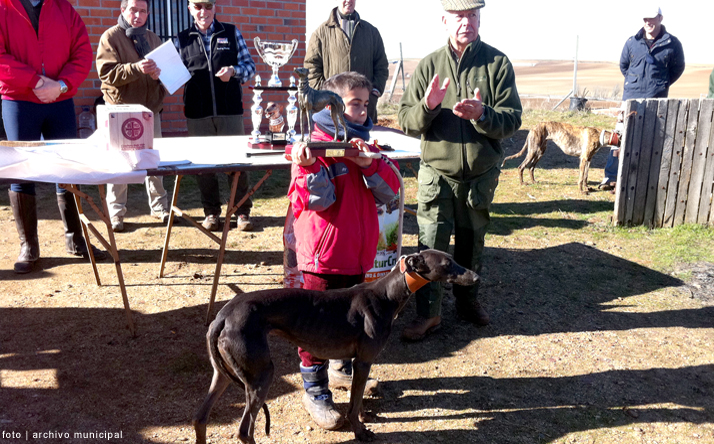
145;41;191;95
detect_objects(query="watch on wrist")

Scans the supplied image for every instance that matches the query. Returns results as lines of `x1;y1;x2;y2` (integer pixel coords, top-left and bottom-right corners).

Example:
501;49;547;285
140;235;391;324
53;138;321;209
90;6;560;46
58;80;68;94
477;108;486;122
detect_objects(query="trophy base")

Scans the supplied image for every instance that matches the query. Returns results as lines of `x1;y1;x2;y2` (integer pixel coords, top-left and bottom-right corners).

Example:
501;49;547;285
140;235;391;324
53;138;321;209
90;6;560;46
248;135;284;150
269;132;289;146
289;141;361;158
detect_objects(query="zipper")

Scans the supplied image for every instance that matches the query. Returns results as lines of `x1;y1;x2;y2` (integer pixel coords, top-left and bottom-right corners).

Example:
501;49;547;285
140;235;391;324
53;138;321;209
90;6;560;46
200;28;218;117
313;223;334;269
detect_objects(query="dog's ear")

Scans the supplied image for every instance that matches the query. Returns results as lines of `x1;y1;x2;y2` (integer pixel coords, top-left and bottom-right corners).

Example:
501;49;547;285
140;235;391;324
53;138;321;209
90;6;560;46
405;253;427;274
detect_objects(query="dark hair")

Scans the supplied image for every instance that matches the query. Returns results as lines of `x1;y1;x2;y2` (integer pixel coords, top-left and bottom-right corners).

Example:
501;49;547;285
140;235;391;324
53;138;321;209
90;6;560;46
322;72;372;97
121;0;150;9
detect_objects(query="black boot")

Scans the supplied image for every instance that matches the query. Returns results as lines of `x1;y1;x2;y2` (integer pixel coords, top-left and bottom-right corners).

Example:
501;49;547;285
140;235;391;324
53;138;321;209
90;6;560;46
9;190;40;274
300;363;344;430
454;282;490;326
57;192;107;261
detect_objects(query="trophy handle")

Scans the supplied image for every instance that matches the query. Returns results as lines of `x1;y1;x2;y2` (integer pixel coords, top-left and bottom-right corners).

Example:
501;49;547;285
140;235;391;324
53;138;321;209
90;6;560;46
288;39;298;60
253;37;265;60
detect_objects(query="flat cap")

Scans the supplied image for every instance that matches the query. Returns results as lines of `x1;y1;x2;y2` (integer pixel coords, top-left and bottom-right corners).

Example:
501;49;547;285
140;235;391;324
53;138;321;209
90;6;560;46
441;0;485;11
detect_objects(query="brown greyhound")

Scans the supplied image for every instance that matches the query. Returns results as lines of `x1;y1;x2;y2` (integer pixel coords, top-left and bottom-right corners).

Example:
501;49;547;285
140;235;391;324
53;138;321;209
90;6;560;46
192;249;480;444
501;121;615;194
293;67;348;143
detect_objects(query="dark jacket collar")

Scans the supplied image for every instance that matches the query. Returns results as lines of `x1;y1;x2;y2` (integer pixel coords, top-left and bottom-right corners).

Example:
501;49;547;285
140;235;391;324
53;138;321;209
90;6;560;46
635;25;669;42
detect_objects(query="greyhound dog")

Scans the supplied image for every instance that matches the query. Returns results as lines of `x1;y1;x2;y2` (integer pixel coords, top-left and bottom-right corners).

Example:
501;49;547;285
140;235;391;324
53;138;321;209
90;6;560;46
293;67;349;142
193;249;479;444
501;121;615;194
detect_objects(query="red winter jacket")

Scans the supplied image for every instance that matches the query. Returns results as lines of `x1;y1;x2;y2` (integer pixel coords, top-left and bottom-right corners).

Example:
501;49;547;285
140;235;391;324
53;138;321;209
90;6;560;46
288;127;400;275
0;0;92;102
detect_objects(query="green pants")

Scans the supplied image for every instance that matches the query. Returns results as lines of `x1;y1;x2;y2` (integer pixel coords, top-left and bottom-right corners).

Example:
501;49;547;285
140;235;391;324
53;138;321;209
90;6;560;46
415;162;500;318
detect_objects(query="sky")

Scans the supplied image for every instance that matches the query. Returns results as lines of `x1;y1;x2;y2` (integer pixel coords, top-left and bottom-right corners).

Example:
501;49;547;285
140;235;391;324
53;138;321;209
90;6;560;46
305;0;713;65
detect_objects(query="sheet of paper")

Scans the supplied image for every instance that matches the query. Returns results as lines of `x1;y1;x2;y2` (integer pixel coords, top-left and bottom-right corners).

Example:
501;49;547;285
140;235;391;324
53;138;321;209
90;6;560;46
145;40;191;95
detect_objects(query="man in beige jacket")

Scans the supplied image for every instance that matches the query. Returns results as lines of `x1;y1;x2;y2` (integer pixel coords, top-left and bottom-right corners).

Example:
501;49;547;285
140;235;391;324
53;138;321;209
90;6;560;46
96;0;171;232
304;0;389;124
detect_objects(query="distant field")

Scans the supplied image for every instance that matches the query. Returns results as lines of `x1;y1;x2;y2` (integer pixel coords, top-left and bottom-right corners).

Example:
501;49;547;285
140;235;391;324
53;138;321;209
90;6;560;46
385;59;714;103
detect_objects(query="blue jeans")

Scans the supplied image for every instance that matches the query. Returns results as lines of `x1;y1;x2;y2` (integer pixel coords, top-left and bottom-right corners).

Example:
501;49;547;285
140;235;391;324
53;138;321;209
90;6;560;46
603;147;619;184
2;98;77;195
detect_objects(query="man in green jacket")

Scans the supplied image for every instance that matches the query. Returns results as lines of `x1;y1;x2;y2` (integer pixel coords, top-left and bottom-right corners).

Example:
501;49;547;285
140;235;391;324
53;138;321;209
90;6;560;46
304;0;388;124
398;0;522;341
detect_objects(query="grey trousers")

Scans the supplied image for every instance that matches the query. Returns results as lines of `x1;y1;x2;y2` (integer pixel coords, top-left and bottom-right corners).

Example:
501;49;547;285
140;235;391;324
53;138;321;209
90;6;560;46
187;115;252;217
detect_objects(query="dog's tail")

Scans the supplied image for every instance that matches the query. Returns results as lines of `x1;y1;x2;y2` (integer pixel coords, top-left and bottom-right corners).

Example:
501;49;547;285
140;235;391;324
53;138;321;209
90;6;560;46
207;317;272;436
501;134;531;167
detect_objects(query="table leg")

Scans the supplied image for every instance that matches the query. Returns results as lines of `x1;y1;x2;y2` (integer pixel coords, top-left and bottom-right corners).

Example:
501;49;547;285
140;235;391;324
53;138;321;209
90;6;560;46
60;183;136;336
205;172;241;324
160;175;183;278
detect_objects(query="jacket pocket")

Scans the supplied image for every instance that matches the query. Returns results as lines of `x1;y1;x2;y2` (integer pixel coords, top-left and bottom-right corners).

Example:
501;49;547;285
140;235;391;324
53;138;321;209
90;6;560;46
467;167;500;211
416;164;441;204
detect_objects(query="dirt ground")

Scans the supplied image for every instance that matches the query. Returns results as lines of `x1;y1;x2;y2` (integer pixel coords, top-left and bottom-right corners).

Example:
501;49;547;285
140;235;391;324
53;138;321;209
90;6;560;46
1;121;713;444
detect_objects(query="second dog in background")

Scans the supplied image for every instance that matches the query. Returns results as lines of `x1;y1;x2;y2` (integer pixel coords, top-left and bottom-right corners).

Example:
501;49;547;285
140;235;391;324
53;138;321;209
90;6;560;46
502;121;615;194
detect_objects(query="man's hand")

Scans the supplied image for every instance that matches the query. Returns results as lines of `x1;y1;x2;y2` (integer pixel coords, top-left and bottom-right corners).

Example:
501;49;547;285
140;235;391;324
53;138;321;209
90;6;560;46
346;138;373;168
216;66;235;83
32;75;61;103
453;87;484;121
286;141;316;167
425;74;450;110
135;59;160;78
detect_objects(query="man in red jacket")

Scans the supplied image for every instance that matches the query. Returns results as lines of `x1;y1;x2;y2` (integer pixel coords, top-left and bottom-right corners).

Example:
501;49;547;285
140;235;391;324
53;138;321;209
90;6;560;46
0;0;107;273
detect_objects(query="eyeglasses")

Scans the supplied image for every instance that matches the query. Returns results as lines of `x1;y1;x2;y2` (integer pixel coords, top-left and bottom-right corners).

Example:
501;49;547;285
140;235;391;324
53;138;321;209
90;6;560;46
191;2;213;10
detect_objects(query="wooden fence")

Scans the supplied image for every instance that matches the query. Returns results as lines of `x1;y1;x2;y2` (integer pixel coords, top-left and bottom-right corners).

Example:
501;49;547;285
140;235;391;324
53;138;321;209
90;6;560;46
614;98;714;228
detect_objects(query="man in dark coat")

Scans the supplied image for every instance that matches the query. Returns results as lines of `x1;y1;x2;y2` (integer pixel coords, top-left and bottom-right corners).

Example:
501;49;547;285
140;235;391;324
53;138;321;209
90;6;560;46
602;6;685;188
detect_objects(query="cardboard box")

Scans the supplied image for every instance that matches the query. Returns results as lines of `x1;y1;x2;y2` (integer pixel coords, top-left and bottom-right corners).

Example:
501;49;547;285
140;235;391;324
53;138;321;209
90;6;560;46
96;104;154;151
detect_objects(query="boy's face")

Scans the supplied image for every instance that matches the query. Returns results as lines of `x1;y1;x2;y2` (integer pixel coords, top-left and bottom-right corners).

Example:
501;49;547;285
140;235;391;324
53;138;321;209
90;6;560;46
342;87;370;125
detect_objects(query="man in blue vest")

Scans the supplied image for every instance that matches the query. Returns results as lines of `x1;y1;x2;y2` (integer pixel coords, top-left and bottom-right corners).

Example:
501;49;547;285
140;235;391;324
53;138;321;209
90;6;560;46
176;0;256;231
601;6;684;190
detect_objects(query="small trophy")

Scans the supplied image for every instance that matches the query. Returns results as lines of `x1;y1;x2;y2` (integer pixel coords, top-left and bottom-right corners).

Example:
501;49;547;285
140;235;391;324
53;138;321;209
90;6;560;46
286;75;298;142
249;75;269;145
265;102;287;145
253;37;298;87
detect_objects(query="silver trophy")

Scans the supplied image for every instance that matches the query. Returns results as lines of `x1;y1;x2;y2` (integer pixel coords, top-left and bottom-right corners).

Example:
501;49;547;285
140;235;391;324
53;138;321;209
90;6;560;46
253;37;298;87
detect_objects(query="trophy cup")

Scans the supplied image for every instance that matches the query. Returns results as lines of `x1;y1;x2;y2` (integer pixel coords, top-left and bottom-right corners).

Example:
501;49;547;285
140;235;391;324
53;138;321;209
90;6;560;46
249;75;269;145
286;75;298;142
253;37;298;87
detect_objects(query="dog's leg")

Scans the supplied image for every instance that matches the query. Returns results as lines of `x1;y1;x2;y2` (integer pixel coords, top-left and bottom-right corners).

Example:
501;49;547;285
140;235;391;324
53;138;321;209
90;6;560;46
238;362;274;444
193;368;231;444
347;358;376;442
579;156;591;195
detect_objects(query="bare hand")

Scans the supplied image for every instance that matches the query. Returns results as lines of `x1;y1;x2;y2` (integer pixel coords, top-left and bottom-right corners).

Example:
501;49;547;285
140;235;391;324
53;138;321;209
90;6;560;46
32;75;61;103
425;74;450;110
346;138;373;168
135;59;159;76
286;142;316;167
215;66;235;83
453;87;484;121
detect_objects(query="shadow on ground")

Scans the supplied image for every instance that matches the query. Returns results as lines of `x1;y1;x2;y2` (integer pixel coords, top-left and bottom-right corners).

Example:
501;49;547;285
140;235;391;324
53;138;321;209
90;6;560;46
2;241;711;443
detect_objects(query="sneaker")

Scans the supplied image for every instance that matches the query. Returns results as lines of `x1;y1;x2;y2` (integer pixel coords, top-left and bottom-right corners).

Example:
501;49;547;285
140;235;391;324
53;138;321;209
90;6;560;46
301;392;344;431
151;209;172;223
111;216;124;233
400;315;442;342
202;214;221;232
235;214;253;232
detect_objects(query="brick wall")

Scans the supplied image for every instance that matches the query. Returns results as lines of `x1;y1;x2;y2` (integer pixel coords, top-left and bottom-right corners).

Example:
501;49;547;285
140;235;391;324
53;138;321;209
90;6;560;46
72;0;306;136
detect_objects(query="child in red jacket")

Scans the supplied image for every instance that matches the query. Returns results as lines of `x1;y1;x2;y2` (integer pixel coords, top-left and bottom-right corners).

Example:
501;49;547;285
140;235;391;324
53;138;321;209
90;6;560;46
287;71;400;431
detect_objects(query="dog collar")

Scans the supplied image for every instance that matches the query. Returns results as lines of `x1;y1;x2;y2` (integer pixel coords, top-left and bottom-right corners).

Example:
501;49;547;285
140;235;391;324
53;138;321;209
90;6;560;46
399;256;431;293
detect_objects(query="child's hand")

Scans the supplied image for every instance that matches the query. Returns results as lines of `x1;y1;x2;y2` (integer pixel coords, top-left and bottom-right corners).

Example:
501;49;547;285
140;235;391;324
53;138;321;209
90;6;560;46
286;142;316;166
347;138;373;168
